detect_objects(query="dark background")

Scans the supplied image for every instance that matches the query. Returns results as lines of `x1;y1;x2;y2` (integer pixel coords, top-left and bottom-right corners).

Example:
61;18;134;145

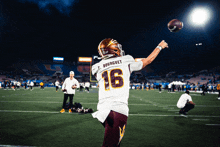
0;0;219;74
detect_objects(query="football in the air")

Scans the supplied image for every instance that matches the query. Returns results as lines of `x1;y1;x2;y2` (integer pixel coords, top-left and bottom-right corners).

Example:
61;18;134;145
167;19;183;32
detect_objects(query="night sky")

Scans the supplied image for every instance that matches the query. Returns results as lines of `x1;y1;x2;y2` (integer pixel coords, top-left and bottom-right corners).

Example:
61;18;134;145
0;0;219;74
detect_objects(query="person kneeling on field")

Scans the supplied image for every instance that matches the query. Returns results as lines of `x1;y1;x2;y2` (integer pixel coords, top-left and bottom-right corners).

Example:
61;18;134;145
177;90;195;116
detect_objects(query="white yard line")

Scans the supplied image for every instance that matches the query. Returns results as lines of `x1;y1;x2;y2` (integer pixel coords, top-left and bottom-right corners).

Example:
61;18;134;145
129;114;220;117
192;119;209;121
168;105;220;107
1;101;219;108
0;101;62;103
0;110;219;118
168;110;179;111
205;124;220;126
0;110;59;114
0;101;153;105
0;145;36;147
0;101;99;105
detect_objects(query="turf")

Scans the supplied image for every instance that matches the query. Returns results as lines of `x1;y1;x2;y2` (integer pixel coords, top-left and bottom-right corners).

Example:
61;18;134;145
0;87;220;147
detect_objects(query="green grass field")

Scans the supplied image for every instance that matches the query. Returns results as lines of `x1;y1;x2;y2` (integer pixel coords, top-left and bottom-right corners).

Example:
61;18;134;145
0;87;220;147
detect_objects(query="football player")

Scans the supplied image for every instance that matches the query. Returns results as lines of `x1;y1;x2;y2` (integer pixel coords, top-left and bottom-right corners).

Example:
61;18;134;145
55;80;60;92
40;82;44;90
92;38;168;147
16;81;21;90
30;81;34;91
85;81;90;93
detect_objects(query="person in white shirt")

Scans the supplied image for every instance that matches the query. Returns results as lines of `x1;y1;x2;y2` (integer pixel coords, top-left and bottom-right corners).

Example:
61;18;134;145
30;81;34;90
60;71;79;113
16;81;21;90
177;90;195;116
79;82;84;91
168;83;172;93
84;81;90;93
55;80;60;92
92;38;168;146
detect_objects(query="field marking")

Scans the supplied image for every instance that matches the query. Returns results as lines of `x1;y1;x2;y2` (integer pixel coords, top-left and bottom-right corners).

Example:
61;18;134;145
168;110;179;111
168;105;220;107
0;101;152;106
190;94;201;96
0;101;97;105
0;101;63;103
1;101;219;107
0;110;219;118
1;100;219;108
0;110;60;114
205;124;220;126
193;119;209;121
129;114;220;118
0;145;36;147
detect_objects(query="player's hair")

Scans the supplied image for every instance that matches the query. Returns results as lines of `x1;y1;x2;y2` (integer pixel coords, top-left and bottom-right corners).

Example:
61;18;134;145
185;90;189;94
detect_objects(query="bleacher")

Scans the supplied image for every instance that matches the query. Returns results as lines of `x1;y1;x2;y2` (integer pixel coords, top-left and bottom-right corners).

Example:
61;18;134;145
186;75;213;85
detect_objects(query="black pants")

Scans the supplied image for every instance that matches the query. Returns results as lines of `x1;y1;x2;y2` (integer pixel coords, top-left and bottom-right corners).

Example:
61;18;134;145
80;86;83;91
30;86;33;89
201;90;205;95
85;87;89;91
181;103;194;112
56;86;58;91
62;94;74;109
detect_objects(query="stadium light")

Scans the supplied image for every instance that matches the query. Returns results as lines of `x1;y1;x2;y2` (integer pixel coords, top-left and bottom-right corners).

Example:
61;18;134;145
189;7;211;26
78;57;92;63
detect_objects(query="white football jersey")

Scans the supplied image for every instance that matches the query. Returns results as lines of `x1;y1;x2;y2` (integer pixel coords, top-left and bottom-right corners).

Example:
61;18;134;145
85;82;90;87
177;93;192;108
30;82;34;86
92;55;143;122
55;81;59;86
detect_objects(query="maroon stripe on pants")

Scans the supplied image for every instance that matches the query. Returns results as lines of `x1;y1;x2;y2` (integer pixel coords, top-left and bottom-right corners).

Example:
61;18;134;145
102;110;128;147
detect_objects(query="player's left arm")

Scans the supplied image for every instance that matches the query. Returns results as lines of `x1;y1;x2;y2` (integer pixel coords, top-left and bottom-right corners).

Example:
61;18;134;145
141;40;168;69
189;101;195;105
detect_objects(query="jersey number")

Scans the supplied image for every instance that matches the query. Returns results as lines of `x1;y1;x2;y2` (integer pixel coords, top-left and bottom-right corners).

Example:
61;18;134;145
102;69;124;91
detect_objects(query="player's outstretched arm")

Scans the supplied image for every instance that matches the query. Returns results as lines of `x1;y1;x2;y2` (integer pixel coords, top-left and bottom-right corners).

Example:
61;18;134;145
141;40;168;69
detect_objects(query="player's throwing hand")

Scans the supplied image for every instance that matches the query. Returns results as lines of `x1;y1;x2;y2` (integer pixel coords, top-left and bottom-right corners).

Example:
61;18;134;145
158;40;168;49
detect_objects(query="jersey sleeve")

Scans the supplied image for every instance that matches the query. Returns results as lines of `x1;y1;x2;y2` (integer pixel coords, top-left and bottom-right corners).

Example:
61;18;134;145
129;61;143;72
92;63;99;76
123;55;143;73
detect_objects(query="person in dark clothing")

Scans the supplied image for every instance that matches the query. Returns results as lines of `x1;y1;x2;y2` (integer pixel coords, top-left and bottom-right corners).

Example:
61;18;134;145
24;82;27;90
159;84;162;93
201;84;205;96
172;84;175;92
4;81;7;89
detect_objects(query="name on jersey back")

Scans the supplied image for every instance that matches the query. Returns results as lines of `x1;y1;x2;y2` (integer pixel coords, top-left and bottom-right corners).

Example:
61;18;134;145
103;60;122;68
